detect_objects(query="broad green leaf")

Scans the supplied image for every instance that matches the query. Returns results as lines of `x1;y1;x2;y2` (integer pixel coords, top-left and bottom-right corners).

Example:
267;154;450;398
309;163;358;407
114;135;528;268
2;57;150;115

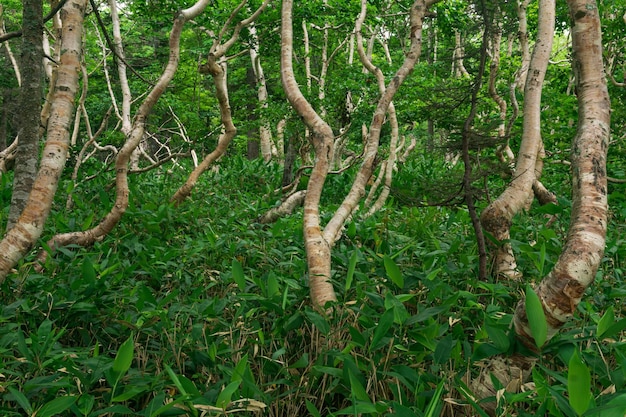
78;258;96;288
216;380;242;410
232;259;246;291
112;334;135;376
348;369;370;402
599;317;626;340
305;400;322;417
370;308;395;352
112;386;147;402
36;396;77;417
336;402;379;414
345;250;358;292
8;387;32;415
304;308;330;335
383;255;404;288
568;350;591;416
597;306;615;338
232;353;249;382
485;324;510;352
525;284;547;348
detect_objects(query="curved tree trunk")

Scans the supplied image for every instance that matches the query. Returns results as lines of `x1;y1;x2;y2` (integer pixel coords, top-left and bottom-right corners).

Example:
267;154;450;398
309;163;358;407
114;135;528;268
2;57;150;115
514;0;610;350
0;0;87;282
281;0;336;308
480;0;555;280
170;0;270;204
473;0;610;411
42;0;211;253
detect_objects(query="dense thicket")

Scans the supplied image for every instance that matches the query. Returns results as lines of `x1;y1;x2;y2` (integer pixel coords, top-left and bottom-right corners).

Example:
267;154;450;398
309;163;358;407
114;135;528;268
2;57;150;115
0;0;624;416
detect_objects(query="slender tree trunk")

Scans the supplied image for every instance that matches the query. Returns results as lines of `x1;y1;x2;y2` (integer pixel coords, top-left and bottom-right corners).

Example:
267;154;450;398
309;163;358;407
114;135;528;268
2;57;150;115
473;1;610;411
282;0;336;308
249;23;273;162
171;0;270;203
7;0;43;230
0;0;87;282
42;0;211;253
480;0;555;280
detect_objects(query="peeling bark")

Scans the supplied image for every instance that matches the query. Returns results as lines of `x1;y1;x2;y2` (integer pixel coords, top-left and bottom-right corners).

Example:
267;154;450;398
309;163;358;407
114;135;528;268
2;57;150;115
480;0;555;281
515;0;610;351
0;0;87;282
41;0;211;255
474;0;610;411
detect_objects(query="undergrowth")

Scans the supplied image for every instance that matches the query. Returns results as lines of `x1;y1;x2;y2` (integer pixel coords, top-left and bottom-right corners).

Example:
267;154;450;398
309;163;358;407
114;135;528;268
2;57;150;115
0;155;625;416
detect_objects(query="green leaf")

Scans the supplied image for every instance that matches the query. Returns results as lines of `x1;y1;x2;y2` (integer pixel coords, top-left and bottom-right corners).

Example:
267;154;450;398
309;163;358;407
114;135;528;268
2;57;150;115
599;317;626;340
36;396;77;417
232;353;249;382
424;379;445;417
345;250;358;292
82;258;96;284
525;284;547;348
597;306;615;338
383;255;404;288
215;380;242;410
7;387;32;415
305;400;322;417
113;334;135;376
348;369;371;402
232;259;246;291
303;308;330;335
112;386;147;402
370;308;394;352
568;350;591;416
485;324;510;352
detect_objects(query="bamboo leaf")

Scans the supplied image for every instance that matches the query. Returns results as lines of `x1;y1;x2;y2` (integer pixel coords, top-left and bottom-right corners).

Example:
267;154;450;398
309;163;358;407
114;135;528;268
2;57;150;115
568;350;591;416
232;259;246;291
597;306;615;338
383;255;404;288
7;387;32;415
370;308;395;352
112;334;135;376
345;250;358;292
525;284;547;348
215;380;242;410
36;396;77;417
305;400;322;417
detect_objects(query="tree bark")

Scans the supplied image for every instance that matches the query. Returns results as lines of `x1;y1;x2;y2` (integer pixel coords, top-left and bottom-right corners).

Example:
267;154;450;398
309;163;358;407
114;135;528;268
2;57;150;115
480;0;555;280
42;0;211;253
171;0;270;204
282;0;337;308
514;0;610;350
7;0;43;230
0;0;87;282
473;0;610;411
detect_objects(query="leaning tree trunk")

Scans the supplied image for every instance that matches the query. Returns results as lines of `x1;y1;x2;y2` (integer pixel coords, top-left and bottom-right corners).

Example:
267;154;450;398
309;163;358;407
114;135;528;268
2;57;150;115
480;0;555;280
514;0;610;352
0;0;87;282
473;0;610;411
41;0;211;254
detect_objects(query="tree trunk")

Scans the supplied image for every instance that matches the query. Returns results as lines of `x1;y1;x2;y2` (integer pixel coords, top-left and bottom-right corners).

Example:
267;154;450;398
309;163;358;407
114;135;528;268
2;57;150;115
514;0;610;350
473;0;610;411
0;0;87;282
42;0;211;254
480;0;555;280
7;0;43;230
282;0;337;308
